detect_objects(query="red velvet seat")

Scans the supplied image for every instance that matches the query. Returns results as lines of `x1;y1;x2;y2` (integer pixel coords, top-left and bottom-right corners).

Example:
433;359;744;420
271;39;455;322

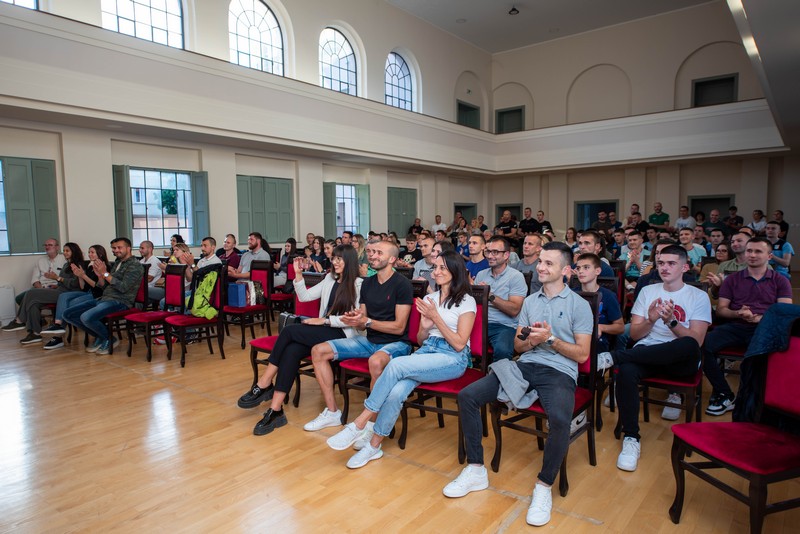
489;292;601;498
397;285;490;459
669;334;800;534
125;264;187;361
164;265;225;367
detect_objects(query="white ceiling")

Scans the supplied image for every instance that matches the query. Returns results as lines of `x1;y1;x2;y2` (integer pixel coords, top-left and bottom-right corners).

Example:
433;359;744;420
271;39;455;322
386;0;714;53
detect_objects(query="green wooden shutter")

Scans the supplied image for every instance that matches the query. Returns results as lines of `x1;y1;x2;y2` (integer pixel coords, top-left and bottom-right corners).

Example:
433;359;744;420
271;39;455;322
236;176;252;244
112;165;132;240
323;182;336;239
275;178;294;242
251;176;266;238
31;160;59;247
5;158;37;253
191;171;209;244
356;184;370;236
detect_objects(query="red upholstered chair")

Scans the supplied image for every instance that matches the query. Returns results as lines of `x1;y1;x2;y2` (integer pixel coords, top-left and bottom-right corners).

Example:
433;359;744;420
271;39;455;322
266;261;294;328
223;260;270;349
124;264;187;361
397;284;491;459
100;267;150;355
248;273;324;407
669;335;800;534
489;292;601;497
164;264;225;367
337;279;429;425
717;344;746;376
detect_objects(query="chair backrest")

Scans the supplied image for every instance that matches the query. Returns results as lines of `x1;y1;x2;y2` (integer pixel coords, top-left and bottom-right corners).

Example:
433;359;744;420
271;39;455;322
700;256;718;268
295;295;321;317
468;285;490;369
286;261;296;282
303;273;326;287
250;260;270;293
270;247;281;263
134;267;149;307
575;291;600;379
568;275;580;289
596;276;620;303
208;264;225;311
410;279;428;300
406;304;422;347
764;335;800;417
164;264;188;310
395;266;413;280
522;271;533;296
610;259;626;272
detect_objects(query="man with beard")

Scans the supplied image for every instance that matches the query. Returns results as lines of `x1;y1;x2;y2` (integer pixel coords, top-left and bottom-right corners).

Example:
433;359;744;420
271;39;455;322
227;232;270;281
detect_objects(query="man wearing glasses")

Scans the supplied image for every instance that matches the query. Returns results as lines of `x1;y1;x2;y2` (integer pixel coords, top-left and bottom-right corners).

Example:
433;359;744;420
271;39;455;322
474;236;527;362
13;239;66;308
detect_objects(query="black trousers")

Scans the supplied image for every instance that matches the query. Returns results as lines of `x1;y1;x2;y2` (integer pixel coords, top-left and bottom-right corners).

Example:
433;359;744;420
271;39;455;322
267;323;345;392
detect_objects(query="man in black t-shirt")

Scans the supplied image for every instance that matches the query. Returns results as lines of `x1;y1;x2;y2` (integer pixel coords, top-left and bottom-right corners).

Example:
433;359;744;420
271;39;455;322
494;210;520;249
518;207;542;236
306;241;414;433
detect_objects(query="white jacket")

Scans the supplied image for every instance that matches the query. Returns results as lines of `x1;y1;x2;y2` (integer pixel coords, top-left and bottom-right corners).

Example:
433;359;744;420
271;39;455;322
293;273;364;338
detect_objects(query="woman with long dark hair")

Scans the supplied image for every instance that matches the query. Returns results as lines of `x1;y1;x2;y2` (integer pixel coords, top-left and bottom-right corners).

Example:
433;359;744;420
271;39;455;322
326;250;476;468
42;244;110;349
273;238;297;287
238;244;363;435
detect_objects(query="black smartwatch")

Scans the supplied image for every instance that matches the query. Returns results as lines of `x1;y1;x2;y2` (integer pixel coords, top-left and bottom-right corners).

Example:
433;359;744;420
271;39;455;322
488;294;496;303
668;319;678;329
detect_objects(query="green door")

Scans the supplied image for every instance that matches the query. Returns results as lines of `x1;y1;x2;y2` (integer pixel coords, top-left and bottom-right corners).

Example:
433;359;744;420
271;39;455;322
387;187;417;236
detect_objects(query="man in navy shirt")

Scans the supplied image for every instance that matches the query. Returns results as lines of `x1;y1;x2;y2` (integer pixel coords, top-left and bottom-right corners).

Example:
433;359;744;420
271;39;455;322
574;253;623;352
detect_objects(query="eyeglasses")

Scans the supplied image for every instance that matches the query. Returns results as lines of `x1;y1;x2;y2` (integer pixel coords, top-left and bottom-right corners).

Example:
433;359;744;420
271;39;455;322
485;249;506;256
331;256;344;263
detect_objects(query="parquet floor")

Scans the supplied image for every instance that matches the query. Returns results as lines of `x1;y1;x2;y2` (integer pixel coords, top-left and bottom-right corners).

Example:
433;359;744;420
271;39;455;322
0;325;798;533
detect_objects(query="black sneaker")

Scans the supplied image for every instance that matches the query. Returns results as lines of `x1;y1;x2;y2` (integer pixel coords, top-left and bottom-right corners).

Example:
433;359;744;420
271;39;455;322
238;384;274;409
20;333;43;344
44;337;64;350
186;333;200;345
42;324;67;336
253;409;287;436
706;393;735;416
2;320;26;332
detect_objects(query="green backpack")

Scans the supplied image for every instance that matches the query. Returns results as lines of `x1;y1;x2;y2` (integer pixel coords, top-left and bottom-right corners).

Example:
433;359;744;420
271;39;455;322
187;269;219;319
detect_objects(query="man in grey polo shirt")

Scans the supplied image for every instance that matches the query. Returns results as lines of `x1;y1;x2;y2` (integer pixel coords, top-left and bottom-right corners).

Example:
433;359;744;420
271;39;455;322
228;231;270;281
445;241;593;526
474;236;528;362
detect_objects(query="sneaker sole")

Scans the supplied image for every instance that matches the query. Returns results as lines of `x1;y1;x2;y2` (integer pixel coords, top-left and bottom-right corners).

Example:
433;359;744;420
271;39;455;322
237;389;274;409
42;329;66;336
705;405;734;416
20;338;43;345
43;343;64;350
2;326;26;332
616;460;638;472
253;415;287;436
304;418;343;432
347;449;383;469
327;430;365;451
443;480;489;498
661;411;681;421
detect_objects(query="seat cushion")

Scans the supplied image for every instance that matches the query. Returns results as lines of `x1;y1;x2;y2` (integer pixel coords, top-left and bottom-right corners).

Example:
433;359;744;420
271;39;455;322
415;368;485;395
104;308;136;321
340;358;370;373
250;336;278;352
223;304;267;314
126;311;175;324
269;293;293;302
523;386;593;417
672;422;800;475
165;315;216;327
642;369;702;388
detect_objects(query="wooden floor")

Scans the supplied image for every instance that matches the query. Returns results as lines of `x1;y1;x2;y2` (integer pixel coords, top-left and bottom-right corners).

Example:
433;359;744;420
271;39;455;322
1;325;798;534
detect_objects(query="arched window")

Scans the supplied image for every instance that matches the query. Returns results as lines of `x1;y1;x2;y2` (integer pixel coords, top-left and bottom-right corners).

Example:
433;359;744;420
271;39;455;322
385;52;413;111
101;0;184;49
228;0;284;75
319;28;357;96
1;0;37;9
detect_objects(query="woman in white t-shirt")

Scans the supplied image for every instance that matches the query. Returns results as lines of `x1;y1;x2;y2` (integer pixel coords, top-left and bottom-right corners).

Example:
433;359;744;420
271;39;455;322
327;250;477;469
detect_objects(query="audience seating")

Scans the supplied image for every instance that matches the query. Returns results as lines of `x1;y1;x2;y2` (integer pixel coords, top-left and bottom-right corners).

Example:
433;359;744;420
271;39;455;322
398;285;490;460
97;268;150;355
124;264;187;361
489;292;601;497
394;266;413;279
223;260;270;349
164;264;226;367
669;335;800;534
266;261;294;327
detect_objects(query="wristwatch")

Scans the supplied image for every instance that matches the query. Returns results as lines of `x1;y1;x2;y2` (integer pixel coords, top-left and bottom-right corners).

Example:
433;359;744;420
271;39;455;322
545;334;556;346
324;318;331;326
103;272;110;278
488;294;496;303
365;318;373;329
668;319;679;329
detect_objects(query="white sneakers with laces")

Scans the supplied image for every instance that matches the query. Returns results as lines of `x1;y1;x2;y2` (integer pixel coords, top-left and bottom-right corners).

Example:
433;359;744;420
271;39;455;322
617;436;641;472
661;393;682;421
442;464;489;498
346;443;383;469
597;351;615;371
526;483;553;526
327;422;370;450
303;408;342;431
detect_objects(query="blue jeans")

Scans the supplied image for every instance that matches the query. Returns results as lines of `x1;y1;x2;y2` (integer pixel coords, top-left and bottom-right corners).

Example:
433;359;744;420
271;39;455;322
364;337;470;437
62;299;128;342
458;362;576;486
327;336;411;361
487;322;516;362
55;291;93;323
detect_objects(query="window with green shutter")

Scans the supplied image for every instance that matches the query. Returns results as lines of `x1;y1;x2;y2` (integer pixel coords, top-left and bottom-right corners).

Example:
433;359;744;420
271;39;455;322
322;182;370;238
0;157;59;255
236;175;294;244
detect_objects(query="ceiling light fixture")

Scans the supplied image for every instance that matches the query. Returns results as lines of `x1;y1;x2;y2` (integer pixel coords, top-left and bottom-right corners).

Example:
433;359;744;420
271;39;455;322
508;6;519;15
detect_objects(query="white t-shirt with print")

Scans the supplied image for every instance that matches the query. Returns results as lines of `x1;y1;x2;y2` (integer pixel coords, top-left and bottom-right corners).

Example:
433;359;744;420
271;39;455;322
424;291;476;348
631;283;711;347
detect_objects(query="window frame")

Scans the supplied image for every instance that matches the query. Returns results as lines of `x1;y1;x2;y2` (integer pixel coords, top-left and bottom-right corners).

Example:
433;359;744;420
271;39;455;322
319;27;358;96
228;0;284;76
692;73;738;107
0;0;38;9
495;106;525;134
385;52;413;111
101;0;184;50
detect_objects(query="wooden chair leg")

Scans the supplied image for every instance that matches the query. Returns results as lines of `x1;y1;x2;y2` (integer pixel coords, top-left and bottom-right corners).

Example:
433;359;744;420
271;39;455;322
489;403;503;472
559;457;569;497
668;437;688;524
398;405;408;449
292;373;301;407
749;476;768;534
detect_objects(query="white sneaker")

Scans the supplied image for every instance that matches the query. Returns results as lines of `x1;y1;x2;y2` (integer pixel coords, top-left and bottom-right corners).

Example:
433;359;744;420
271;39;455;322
304;408;342;431
346;443;383;469
597;351;614;371
352;421;375;450
327;422;369;451
526;483;553;526
442;465;489;498
617;436;641;472
661;393;682;421
570;411;587;434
